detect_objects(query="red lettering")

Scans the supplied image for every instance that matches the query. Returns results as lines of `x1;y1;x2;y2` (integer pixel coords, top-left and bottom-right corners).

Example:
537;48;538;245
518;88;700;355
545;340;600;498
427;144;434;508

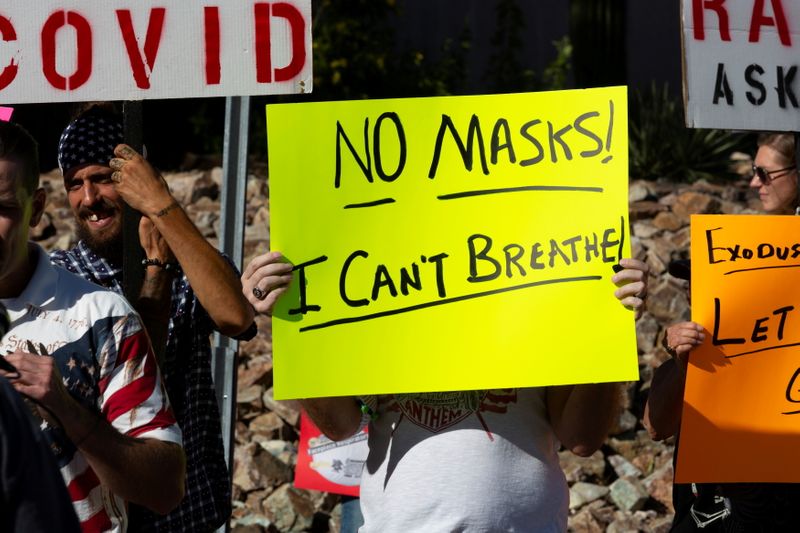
116;8;166;89
254;2;306;84
41;11;93;90
0;15;18;91
272;2;306;82
204;7;221;85
692;0;731;41
749;0;791;46
254;3;272;83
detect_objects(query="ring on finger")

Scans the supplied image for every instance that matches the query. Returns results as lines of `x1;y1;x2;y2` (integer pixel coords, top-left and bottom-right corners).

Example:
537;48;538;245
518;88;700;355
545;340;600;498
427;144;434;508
252;286;266;300
111;171;122;183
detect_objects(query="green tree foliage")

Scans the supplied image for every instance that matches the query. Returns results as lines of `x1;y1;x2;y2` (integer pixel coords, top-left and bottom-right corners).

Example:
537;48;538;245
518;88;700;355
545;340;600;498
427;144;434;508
485;0;535;92
485;0;572;93
542;37;573;91
309;0;469;100
569;0;626;88
629;84;752;181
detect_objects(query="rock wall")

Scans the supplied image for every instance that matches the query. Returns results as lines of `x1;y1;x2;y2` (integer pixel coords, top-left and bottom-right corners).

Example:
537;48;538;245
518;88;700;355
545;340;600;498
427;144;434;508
35;158;757;532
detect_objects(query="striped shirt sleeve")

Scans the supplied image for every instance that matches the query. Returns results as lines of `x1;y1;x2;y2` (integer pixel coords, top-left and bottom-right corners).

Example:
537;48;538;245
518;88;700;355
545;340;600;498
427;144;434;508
97;313;182;445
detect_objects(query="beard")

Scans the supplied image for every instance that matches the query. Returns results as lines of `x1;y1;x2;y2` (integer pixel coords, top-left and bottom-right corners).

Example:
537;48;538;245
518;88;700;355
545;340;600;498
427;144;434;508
76;219;123;265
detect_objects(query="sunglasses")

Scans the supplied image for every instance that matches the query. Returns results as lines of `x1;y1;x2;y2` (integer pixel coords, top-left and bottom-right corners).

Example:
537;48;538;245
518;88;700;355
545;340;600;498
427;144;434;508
751;164;797;185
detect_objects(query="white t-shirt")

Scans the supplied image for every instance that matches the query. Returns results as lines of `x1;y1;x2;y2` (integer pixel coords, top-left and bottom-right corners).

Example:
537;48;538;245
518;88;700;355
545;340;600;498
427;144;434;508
359;388;567;532
1;245;181;533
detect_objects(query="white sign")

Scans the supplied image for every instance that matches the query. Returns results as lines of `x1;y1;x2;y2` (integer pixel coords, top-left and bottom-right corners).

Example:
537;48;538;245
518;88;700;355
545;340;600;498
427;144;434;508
682;0;800;131
0;1;312;103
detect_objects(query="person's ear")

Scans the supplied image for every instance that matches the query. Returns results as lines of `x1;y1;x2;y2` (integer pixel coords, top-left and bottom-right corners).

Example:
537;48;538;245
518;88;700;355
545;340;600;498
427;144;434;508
28;187;46;227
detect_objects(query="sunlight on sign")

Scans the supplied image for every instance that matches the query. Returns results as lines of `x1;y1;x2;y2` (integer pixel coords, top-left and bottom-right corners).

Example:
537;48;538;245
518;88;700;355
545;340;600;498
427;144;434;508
268;88;637;399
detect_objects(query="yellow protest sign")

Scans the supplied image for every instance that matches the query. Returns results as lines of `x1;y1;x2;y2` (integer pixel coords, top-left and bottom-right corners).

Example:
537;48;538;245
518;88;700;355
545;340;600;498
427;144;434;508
268;87;638;400
677;215;800;483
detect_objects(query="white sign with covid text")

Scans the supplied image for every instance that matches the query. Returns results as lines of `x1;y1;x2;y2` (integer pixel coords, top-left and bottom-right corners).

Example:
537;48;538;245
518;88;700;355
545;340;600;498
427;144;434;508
0;0;311;103
682;0;800;131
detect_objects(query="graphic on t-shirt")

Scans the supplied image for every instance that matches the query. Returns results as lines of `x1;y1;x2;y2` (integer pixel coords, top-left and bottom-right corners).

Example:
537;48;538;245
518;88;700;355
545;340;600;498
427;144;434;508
389;389;518;438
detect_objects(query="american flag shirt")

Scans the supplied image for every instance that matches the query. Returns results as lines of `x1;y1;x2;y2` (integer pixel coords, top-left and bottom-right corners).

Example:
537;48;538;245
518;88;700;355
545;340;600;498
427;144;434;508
1;246;182;533
51;241;250;532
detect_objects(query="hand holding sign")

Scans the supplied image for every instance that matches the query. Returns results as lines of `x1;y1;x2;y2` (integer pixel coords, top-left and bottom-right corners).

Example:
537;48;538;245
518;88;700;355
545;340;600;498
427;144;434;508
111;144;175;217
662;321;705;372
611;257;649;318
242;252;294;316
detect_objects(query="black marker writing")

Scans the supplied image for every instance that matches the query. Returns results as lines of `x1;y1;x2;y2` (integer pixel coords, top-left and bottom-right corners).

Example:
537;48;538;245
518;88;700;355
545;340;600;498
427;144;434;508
289;255;328;315
334;112;407;188
339;249;449;308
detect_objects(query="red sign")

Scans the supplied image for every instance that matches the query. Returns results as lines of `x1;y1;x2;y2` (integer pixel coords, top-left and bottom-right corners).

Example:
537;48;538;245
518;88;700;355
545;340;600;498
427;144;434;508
294;412;367;497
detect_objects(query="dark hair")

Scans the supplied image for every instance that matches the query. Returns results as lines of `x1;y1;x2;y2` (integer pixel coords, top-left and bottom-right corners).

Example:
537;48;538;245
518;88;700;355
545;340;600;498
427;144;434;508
0;121;39;194
757;132;795;163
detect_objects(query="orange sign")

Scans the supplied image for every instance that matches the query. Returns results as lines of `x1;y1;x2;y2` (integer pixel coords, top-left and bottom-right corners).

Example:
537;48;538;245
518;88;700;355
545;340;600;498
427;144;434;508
676;214;800;483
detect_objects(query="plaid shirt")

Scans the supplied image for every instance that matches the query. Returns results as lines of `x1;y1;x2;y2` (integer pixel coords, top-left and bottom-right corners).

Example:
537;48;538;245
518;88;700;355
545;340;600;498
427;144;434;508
51;241;252;532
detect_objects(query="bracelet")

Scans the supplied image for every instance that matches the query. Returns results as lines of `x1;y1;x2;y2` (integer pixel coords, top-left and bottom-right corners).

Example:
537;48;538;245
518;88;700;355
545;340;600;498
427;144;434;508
661;333;679;360
358;398;378;421
73;415;102;448
142;258;179;271
661;334;689;375
154;201;180;218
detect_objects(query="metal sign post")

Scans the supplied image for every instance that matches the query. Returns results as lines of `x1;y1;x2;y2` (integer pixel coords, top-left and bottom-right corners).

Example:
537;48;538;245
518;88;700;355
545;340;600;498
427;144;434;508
212;96;250;533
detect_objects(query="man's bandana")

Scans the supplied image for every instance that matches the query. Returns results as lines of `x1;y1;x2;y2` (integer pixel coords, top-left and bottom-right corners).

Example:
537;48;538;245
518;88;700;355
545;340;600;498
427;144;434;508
58;107;123;175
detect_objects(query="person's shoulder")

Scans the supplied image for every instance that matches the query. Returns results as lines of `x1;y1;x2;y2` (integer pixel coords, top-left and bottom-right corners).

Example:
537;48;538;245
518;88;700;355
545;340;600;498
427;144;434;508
48;246;78;265
48;246;92;279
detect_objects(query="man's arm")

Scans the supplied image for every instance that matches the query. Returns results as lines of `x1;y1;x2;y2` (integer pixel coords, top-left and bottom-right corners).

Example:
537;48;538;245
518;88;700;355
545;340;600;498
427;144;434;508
547;384;621;456
111;144;254;337
2;352;186;514
546;257;650;456
643;321;704;440
134;217;176;365
299;397;363;442
643;359;684;441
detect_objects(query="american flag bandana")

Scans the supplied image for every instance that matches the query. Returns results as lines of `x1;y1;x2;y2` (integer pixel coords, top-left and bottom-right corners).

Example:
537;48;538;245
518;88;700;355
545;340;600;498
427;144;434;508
58;107;124;175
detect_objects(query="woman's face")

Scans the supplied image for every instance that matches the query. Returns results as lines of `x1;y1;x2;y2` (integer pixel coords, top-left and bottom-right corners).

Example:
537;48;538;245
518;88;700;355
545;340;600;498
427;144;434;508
751;144;798;215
